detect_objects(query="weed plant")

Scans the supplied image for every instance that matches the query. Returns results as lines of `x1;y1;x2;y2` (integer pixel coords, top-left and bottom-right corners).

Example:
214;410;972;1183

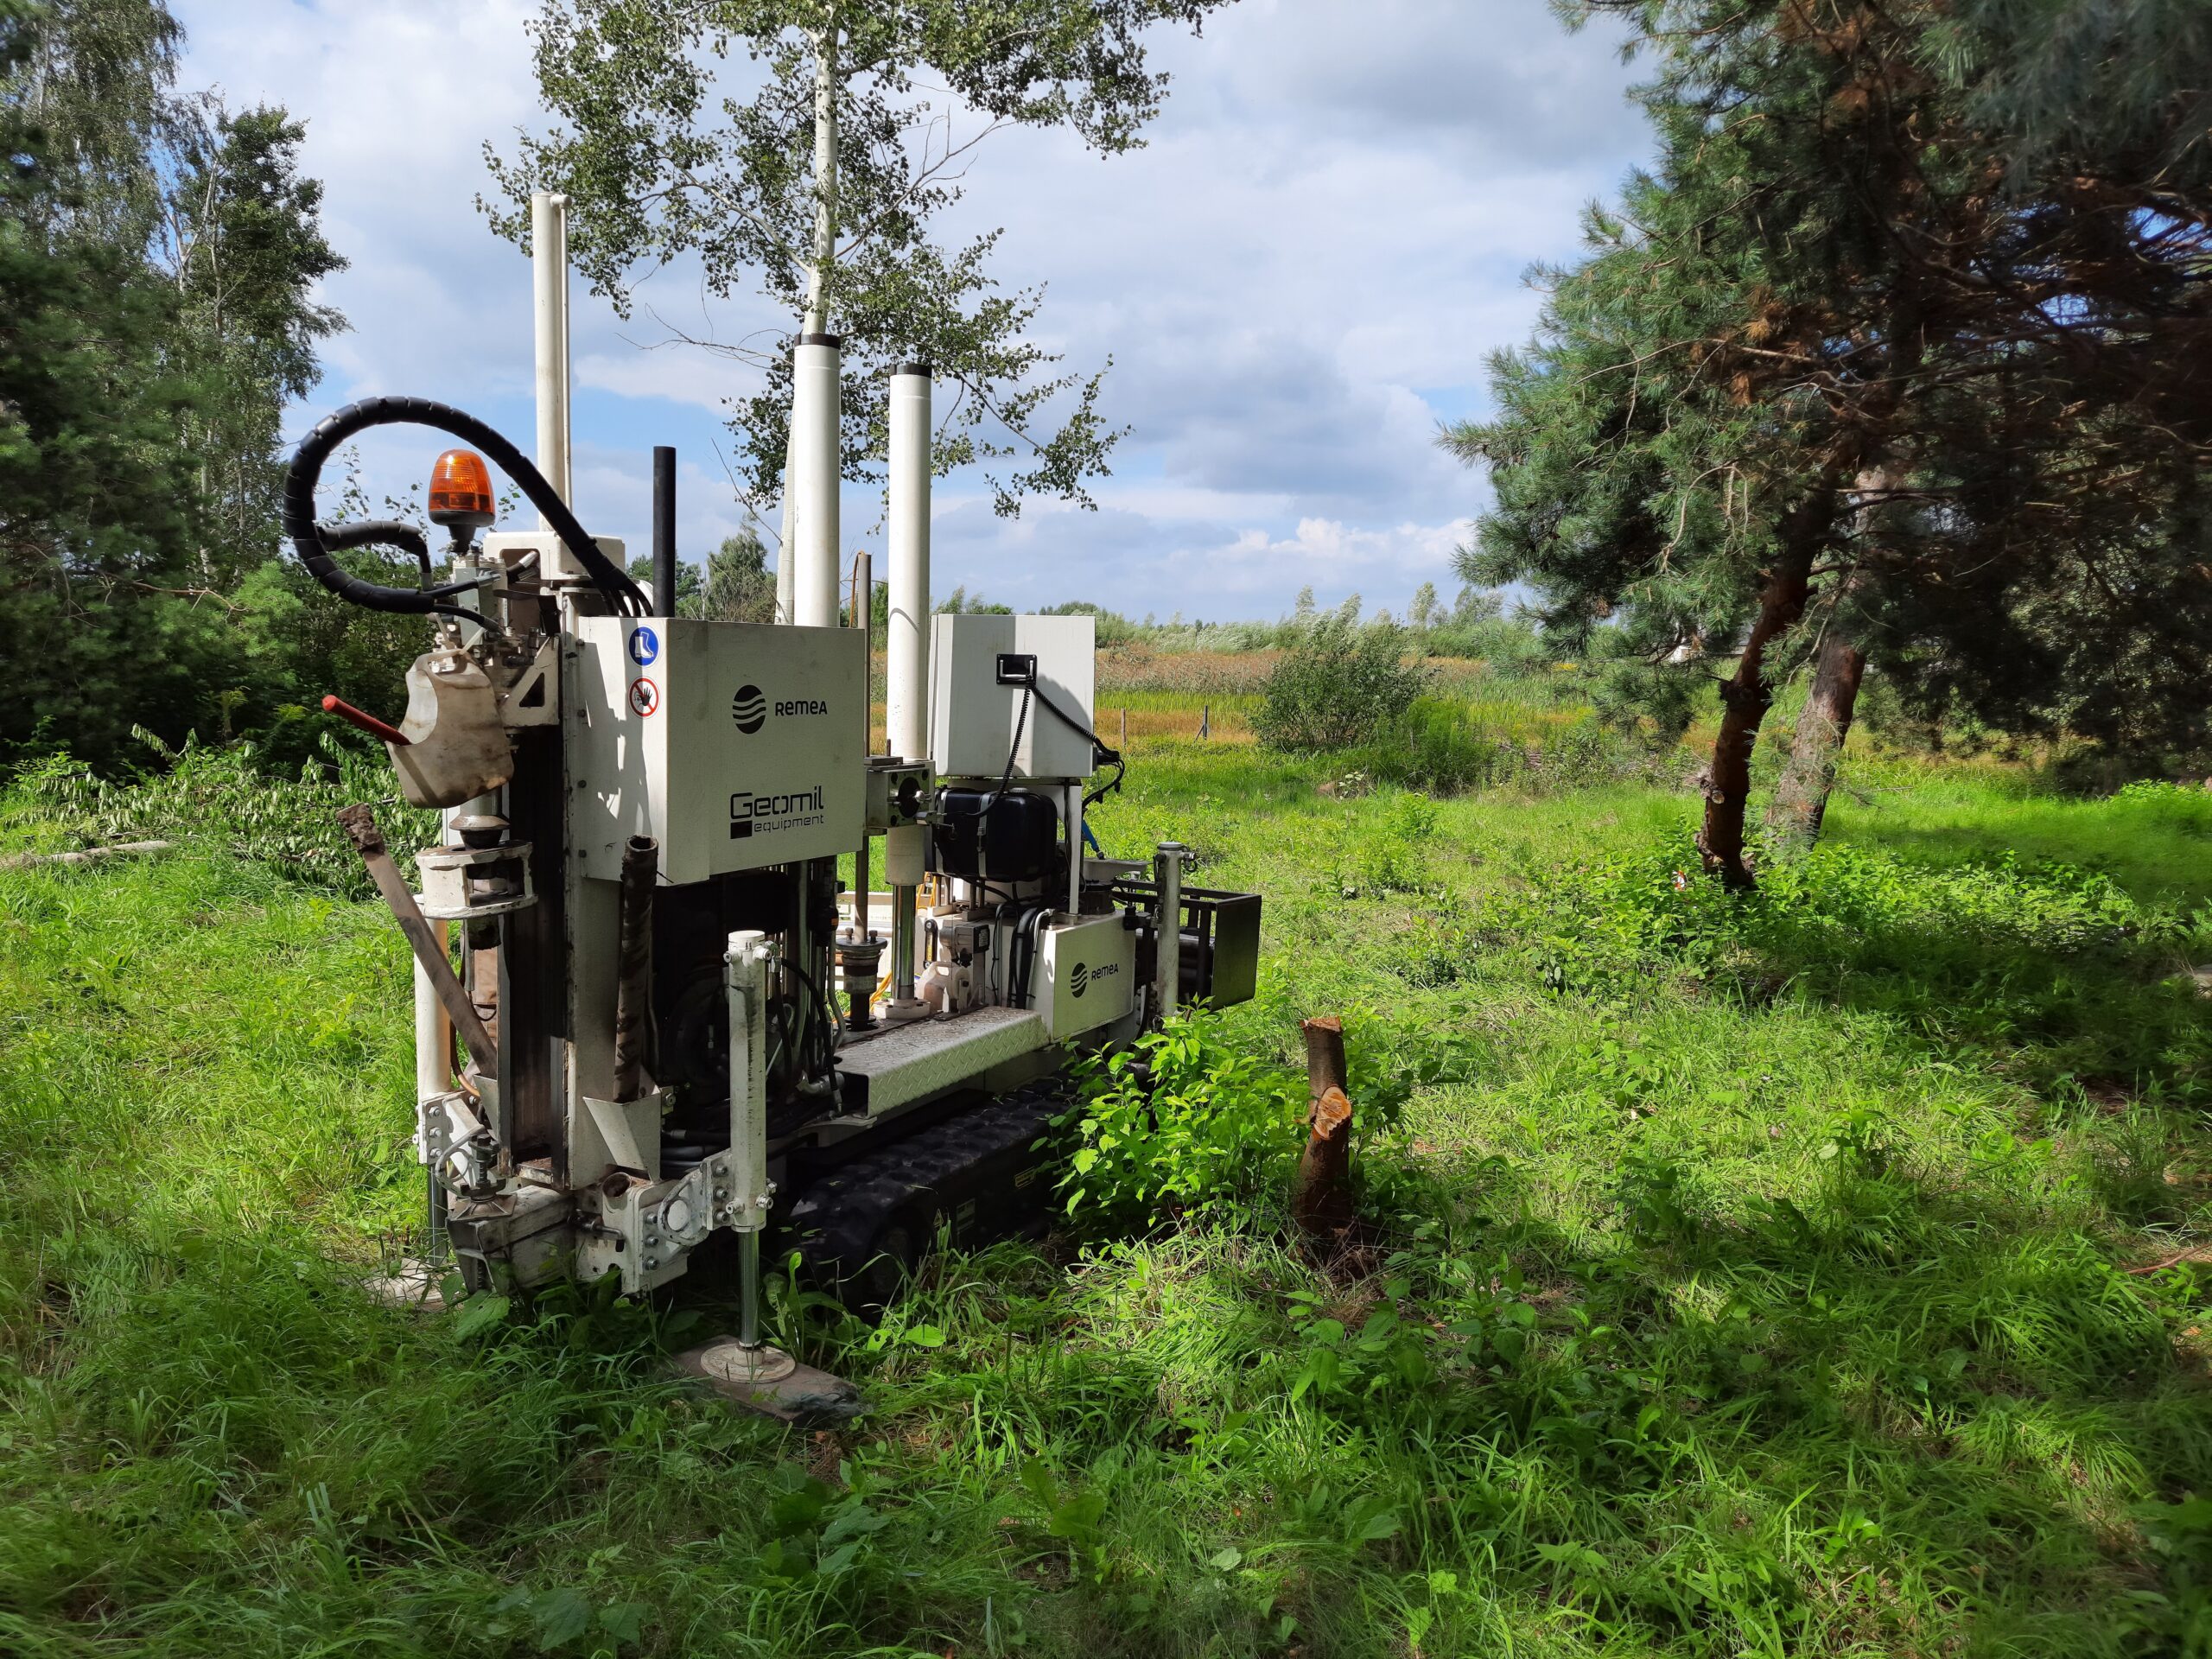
0;740;2208;1656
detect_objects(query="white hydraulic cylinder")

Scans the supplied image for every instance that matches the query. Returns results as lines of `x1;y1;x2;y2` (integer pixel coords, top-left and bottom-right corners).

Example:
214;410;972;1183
531;193;572;527
724;931;773;1232
887;363;931;761
412;911;448;1105
791;334;842;628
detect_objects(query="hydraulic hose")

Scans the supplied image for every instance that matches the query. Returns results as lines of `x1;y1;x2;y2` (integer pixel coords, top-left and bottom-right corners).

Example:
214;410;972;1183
281;395;648;619
307;519;492;630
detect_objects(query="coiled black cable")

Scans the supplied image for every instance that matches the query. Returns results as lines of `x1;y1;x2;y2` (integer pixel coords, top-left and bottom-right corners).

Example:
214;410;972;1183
280;395;648;619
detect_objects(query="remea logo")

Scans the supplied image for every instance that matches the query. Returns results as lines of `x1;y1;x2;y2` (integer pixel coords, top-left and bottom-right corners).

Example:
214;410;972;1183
1068;960;1121;999
730;683;766;734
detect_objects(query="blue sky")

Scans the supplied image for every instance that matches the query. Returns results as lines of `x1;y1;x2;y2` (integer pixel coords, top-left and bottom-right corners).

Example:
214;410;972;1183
177;0;1653;620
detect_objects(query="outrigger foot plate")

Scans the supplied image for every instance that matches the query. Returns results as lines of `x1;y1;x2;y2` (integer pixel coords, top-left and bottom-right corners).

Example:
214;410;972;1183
674;1338;863;1425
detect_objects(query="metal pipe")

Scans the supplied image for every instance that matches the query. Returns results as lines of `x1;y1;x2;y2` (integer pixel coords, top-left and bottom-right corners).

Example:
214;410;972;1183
339;804;498;1072
892;887;918;1002
612;835;658;1101
791;334;842;627
739;1230;762;1348
413;912;451;1103
887;363;931;764
725;930;772;1348
1154;841;1187;1022
531;193;572;529
652;446;677;615
854;836;870;940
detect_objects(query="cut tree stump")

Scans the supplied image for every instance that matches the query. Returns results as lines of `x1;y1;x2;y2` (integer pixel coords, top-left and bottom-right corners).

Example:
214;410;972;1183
1294;1015;1357;1241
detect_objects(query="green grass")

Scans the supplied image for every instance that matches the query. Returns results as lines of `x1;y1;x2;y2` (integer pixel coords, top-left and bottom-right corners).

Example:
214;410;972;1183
2;723;2209;1657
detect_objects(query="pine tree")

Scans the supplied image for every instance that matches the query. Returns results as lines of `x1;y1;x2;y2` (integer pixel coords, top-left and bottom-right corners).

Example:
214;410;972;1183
1450;0;2212;882
162;99;346;583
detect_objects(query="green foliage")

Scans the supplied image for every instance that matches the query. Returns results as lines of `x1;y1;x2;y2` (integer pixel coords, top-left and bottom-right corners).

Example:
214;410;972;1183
3;733;440;893
1350;697;1677;797
0;0;350;772
1056;1012;1307;1227
696;531;775;623
933;583;1014;616
164;99;346;584
1454;0;2212;861
486;0;1237;518
1252;615;1429;753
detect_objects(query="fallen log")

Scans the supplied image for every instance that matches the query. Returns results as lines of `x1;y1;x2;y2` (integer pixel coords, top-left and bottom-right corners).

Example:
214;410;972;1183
0;839;174;873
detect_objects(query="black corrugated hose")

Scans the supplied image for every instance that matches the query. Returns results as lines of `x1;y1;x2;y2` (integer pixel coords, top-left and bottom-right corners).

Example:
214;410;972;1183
280;395;648;621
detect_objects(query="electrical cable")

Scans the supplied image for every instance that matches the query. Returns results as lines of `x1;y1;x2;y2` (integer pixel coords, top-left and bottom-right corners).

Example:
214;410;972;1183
948;683;1032;818
1022;677;1126;810
281;395;649;618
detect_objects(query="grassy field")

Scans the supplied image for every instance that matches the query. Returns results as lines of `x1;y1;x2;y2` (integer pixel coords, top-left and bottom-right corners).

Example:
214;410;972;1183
2;702;2209;1657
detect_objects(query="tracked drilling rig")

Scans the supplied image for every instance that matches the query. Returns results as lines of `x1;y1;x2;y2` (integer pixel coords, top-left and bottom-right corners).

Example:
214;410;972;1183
293;195;1259;1402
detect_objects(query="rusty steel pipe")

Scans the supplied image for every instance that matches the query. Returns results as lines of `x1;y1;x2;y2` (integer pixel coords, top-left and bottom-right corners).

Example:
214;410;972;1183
612;835;658;1102
337;803;498;1074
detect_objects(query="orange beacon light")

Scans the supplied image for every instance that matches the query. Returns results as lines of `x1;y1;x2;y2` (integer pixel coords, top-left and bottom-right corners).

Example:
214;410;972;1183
427;448;497;533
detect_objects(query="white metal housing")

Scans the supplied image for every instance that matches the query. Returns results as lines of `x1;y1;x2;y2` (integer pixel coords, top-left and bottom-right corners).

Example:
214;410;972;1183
930;613;1096;782
1037;913;1137;1039
567;617;867;884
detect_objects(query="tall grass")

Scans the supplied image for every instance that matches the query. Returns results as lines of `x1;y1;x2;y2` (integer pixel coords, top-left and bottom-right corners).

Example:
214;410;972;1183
0;736;2208;1655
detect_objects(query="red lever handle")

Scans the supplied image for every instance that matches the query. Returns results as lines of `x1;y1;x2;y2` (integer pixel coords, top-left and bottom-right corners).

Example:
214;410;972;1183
322;694;411;747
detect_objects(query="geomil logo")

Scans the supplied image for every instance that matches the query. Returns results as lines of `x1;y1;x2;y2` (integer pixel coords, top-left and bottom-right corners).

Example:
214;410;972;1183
731;683;766;734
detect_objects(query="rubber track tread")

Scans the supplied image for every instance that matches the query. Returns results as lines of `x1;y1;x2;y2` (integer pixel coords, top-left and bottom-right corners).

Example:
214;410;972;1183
786;1079;1073;1287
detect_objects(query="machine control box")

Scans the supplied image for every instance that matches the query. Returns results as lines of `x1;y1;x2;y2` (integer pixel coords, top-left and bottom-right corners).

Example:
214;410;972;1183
1037;912;1137;1040
931;613;1096;782
569;617;867;884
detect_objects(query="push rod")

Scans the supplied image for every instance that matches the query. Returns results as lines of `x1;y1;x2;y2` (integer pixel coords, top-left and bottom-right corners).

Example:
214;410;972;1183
338;804;499;1073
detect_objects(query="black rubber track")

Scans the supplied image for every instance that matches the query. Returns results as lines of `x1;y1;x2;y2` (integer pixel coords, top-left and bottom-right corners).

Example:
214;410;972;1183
785;1077;1075;1306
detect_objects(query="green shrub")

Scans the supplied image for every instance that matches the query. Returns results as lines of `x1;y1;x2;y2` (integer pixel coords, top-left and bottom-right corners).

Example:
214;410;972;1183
1369;696;1506;791
1251;617;1429;752
1055;1013;1307;1227
1352;699;1681;796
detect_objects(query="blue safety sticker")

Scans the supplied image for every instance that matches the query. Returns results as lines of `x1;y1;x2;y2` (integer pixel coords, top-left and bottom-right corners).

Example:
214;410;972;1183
628;626;659;666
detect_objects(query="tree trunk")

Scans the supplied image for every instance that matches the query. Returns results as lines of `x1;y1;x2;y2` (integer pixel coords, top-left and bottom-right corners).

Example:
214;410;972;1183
1766;622;1866;851
1697;490;1838;887
1293;1016;1356;1243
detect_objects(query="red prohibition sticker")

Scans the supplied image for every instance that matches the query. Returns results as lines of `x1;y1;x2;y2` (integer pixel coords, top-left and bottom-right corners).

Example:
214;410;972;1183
627;677;659;716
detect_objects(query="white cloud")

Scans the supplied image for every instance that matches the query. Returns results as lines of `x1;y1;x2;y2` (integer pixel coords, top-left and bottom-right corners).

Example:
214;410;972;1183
174;0;1649;617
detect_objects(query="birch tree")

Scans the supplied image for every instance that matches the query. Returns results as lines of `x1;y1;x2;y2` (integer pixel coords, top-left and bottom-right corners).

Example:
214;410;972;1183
483;0;1234;527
